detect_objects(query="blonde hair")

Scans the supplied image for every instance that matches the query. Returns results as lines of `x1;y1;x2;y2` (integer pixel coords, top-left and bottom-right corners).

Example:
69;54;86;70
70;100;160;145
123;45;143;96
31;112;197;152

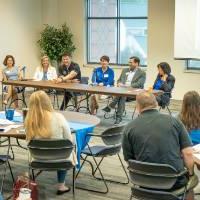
40;55;50;70
25;90;54;141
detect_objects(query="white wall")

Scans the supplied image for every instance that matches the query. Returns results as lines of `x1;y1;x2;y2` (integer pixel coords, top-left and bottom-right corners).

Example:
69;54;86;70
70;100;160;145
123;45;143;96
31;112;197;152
0;0;42;77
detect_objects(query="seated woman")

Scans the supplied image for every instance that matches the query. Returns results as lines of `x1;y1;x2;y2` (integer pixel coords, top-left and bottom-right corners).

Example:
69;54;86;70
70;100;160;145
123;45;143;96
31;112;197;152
90;55;114;115
33;55;57;80
179;91;200;145
153;62;175;108
2;55;23;108
25;90;75;195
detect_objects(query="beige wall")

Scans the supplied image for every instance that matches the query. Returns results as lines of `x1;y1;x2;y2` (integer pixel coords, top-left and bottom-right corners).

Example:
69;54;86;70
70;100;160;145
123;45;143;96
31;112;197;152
0;0;42;77
0;0;199;99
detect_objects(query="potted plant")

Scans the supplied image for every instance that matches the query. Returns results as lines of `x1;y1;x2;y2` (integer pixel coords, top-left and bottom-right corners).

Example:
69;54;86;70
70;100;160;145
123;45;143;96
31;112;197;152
38;23;76;67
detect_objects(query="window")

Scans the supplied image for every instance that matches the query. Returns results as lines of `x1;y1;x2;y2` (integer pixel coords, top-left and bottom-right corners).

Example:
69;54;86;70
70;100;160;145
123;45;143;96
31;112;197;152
187;60;200;70
86;0;148;66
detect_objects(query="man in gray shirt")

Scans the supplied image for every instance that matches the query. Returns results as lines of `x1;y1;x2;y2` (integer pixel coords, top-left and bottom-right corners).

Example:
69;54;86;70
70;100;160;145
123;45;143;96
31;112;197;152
122;92;194;188
102;56;146;124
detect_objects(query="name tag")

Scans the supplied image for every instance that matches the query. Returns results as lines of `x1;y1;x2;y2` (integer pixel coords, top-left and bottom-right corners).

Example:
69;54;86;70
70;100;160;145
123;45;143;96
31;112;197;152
104;74;109;78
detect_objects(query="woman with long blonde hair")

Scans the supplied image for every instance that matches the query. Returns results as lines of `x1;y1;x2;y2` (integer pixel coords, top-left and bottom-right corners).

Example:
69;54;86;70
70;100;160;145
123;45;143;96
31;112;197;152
25;90;73;195
33;55;57;80
179;91;200;145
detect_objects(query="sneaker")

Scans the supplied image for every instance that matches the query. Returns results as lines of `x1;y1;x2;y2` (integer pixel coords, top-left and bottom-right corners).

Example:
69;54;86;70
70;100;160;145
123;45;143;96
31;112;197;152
114;117;122;125
102;106;111;113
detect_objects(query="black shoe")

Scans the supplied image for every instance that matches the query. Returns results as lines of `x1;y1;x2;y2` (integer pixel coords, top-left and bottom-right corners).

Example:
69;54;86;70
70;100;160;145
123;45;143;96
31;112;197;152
56;187;71;195
114;118;122;125
102;106;111;113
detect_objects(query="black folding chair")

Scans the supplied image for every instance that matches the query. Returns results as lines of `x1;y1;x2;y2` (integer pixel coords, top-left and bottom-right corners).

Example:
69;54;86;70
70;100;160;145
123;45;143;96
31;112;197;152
128;159;198;200
0;139;15;193
28;139;76;197
66;77;90;113
76;125;129;194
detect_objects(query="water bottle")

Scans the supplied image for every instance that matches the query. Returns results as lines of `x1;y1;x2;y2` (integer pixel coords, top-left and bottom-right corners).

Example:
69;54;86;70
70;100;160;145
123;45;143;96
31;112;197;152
92;68;97;86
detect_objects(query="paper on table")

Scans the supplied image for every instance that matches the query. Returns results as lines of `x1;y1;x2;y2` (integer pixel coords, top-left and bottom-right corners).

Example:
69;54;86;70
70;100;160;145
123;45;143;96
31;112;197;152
193;144;200;153
0;119;15;125
193;153;200;160
2;124;22;132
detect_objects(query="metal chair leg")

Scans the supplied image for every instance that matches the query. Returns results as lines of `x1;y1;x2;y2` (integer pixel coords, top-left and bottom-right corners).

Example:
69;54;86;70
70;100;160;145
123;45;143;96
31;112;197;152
76;154;109;194
8;161;15;183
72;167;75;197
92;154;129;184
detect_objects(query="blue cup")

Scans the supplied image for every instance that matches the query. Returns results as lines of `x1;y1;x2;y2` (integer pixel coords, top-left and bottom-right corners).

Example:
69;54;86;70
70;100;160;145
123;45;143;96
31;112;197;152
5;109;15;121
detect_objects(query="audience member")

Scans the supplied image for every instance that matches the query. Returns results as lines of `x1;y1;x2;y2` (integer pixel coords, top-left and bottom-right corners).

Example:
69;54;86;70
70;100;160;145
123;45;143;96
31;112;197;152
55;53;81;110
179;91;200;145
122;92;194;191
153;62;175;108
90;55;114;115
102;56;146;124
25;90;75;195
2;55;23;108
33;55;57;80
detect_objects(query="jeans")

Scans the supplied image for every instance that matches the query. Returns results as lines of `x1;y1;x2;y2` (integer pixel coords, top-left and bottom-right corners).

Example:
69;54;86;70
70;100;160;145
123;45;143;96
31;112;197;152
60;91;72;110
57;170;67;183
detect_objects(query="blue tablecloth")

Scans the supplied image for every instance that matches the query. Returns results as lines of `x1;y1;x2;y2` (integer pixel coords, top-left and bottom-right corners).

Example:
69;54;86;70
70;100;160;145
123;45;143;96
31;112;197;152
0;112;94;168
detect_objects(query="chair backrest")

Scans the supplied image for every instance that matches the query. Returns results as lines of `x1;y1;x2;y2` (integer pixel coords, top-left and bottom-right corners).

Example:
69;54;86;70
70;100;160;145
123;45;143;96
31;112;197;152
28;139;73;161
101;125;125;146
128;160;182;190
80;77;89;84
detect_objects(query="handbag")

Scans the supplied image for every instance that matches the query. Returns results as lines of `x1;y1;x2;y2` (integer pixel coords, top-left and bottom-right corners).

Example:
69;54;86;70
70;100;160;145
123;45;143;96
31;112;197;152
13;175;38;200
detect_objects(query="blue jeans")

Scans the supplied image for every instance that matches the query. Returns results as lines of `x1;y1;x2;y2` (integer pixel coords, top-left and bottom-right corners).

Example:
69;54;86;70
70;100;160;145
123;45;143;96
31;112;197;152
57;170;67;183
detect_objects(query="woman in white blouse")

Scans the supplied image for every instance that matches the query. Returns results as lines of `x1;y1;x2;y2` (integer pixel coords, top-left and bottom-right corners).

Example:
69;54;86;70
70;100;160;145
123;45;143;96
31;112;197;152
33;55;57;80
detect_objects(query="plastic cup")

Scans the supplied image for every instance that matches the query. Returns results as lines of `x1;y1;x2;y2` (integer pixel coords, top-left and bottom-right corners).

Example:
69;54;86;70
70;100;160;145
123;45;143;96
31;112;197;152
5;109;15;121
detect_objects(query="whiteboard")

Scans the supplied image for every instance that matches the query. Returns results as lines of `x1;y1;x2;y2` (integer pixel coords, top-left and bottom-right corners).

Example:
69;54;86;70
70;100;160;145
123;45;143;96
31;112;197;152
174;0;200;59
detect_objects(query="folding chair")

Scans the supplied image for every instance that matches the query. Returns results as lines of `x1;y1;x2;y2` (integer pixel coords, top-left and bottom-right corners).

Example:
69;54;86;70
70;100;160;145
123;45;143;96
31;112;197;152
0;139;15;193
76;125;129;194
67;77;90;113
2;66;27;109
28;139;76;197
128;159;198;200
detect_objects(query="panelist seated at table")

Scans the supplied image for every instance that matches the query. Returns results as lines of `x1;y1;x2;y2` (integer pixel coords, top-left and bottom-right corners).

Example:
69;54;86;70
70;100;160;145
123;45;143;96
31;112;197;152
55;53;81;110
2;55;23;108
25;91;76;195
179;91;200;145
103;56;146;124
33;55;57;81
122;92;196;197
153;62;175;108
90;55;114;115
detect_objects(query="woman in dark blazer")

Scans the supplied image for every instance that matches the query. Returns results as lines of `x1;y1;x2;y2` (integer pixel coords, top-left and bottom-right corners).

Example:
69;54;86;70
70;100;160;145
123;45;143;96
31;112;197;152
153;62;175;108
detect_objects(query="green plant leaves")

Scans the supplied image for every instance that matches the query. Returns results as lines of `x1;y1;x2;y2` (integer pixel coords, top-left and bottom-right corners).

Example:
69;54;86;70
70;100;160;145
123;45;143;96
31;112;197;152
38;23;76;61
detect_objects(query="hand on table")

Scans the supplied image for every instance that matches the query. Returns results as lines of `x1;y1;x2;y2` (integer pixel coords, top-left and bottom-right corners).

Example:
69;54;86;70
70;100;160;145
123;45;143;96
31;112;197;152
117;82;125;87
71;79;80;83
98;83;104;86
55;77;63;83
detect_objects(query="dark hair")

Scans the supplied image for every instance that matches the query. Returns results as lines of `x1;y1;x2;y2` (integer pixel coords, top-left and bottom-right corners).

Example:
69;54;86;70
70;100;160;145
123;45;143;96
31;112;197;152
100;55;110;63
157;62;171;75
3;55;15;66
129;56;140;65
180;91;200;131
61;52;71;58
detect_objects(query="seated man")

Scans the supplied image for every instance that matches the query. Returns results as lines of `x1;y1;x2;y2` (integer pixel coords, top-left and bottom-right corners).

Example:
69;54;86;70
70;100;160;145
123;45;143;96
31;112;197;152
102;56;146;124
56;53;81;110
122;92;194;191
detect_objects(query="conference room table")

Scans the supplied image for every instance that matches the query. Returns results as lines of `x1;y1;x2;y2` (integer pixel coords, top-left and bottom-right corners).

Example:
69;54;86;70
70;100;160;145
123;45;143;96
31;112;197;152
2;80;163;98
0;110;100;167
